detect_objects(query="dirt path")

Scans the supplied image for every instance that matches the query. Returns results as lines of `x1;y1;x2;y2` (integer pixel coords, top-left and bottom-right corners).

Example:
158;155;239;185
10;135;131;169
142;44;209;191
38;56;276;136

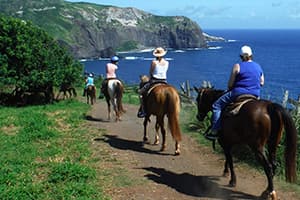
85;99;298;200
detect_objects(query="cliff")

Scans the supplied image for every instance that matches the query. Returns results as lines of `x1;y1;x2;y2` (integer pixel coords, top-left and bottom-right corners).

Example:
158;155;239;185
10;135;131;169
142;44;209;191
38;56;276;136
0;0;208;59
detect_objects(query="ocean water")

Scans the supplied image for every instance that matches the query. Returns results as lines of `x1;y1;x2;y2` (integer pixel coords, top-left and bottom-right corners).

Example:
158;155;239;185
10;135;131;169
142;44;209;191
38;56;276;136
82;29;300;103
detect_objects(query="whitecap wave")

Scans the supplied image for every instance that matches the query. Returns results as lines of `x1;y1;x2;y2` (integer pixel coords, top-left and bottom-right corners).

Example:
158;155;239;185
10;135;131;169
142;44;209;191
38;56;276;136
208;46;222;50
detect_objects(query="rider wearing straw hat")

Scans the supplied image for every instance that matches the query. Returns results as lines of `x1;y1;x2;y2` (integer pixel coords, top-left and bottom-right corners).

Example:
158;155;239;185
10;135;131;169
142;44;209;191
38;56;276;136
137;47;169;118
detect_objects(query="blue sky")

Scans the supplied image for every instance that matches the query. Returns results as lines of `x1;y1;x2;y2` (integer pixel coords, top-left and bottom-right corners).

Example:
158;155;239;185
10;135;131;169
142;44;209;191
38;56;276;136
67;0;300;29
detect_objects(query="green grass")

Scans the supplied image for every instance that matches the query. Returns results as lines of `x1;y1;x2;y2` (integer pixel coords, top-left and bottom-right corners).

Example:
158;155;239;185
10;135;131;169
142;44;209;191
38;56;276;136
0;100;109;199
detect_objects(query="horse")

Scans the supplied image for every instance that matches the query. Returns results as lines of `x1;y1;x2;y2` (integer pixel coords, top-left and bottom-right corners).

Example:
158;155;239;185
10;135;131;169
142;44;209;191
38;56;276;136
86;85;96;105
194;87;297;200
56;83;77;100
139;75;182;155
104;79;125;121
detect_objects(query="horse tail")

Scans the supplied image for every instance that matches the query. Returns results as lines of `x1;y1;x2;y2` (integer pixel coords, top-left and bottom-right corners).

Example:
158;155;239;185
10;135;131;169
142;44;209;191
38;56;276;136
167;89;182;142
115;82;125;113
268;103;297;183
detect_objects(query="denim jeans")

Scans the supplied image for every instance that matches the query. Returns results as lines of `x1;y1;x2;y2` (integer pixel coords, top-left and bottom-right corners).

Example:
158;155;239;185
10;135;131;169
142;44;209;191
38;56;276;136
211;91;235;131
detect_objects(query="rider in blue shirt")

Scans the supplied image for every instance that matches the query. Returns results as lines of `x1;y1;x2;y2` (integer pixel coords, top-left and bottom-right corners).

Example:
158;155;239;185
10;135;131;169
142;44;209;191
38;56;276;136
83;73;94;96
205;45;264;140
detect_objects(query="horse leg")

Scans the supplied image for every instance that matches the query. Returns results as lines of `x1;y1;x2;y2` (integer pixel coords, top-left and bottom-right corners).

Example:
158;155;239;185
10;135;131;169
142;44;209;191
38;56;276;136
223;160;230;177
106;98;111;120
154;120;160;145
223;146;236;187
254;149;277;199
157;116;166;152
143;116;150;144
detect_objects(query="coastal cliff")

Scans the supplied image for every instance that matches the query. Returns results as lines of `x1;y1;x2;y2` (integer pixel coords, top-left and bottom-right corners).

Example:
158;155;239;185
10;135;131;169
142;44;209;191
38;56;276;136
0;0;210;59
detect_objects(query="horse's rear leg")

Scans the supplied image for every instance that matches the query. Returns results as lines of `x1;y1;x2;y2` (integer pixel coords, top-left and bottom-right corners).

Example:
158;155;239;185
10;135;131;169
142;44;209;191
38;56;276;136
223;147;236;187
154;121;160;145
255;149;276;199
174;142;180;156
158;118;166;152
106;99;111;120
143;117;150;143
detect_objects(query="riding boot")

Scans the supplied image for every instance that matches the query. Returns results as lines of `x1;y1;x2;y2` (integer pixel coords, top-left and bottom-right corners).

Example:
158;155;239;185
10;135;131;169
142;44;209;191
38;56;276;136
205;129;218;140
83;88;86;96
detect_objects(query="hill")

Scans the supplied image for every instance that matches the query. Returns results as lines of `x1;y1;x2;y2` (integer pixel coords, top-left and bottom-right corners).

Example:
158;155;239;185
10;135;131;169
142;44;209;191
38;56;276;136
0;0;210;59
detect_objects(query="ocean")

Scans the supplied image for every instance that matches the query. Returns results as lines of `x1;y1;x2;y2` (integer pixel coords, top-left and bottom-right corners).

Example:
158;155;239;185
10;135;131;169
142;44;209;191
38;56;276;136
82;29;300;103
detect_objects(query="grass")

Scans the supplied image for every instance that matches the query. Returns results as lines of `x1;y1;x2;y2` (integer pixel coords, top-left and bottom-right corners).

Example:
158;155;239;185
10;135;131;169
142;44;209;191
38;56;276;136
1;87;300;199
0;100;110;199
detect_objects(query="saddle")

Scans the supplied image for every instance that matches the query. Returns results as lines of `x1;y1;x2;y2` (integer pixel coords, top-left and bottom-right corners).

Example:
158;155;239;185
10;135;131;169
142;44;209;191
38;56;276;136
224;94;258;116
146;81;167;96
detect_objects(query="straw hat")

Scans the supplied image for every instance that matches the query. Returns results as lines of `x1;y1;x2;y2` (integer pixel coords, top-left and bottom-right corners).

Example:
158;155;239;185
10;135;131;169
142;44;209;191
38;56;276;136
153;47;167;57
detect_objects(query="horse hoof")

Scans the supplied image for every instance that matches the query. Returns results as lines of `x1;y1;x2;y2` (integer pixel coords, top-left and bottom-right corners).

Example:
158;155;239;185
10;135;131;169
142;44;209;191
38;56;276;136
174;150;180;156
223;172;229;177
153;140;159;145
261;190;277;200
228;180;236;187
143;137;150;144
160;147;166;152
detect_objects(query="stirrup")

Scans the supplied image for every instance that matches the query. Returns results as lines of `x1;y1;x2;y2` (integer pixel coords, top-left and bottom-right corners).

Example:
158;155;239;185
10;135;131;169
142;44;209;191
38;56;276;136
137;111;146;118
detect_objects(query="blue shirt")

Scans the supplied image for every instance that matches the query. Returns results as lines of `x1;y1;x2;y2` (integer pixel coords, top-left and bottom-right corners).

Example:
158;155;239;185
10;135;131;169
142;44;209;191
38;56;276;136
86;77;94;86
232;61;263;98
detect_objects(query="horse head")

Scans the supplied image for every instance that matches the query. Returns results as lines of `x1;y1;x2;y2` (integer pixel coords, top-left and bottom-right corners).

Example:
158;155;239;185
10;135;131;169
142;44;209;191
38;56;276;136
194;87;224;121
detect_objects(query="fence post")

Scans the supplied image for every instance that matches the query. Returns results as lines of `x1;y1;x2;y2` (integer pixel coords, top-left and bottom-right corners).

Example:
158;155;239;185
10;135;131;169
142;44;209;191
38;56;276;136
297;95;300;116
282;90;289;108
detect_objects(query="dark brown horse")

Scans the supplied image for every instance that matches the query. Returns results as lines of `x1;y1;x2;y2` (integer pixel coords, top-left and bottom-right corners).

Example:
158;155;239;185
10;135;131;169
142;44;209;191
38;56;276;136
86;85;96;105
194;87;297;200
140;75;182;155
56;83;77;100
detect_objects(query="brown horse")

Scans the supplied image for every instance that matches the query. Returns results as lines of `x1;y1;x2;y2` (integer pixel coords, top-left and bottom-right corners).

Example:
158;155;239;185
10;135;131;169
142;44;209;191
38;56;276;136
194;87;297;200
104;79;125;121
140;75;182;155
86;85;96;105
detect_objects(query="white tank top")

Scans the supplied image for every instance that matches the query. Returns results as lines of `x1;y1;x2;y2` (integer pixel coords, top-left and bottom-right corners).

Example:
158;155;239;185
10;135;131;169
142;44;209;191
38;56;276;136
152;61;169;79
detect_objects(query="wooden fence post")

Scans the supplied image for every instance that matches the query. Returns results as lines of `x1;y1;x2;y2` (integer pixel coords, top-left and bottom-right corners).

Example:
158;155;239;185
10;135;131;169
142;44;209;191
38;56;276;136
282;90;289;108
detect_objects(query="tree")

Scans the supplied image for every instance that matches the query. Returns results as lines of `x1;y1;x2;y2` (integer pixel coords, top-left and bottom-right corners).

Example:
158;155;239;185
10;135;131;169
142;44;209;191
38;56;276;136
0;15;83;104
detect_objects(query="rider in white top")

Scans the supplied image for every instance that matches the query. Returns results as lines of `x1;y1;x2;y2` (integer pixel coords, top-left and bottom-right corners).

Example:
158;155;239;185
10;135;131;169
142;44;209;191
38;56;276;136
137;47;169;118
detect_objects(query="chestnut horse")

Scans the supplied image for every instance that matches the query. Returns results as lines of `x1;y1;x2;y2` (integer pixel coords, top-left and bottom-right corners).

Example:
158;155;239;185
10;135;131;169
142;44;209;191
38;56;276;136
104;79;125;121
86;85;96;105
140;75;182;155
194;87;297;200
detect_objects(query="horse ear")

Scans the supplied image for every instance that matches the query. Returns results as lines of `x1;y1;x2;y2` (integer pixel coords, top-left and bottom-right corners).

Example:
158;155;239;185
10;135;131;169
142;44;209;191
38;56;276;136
193;86;199;93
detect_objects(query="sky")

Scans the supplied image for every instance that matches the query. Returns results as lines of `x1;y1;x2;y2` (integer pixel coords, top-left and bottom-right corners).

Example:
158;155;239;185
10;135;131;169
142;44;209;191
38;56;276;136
67;0;300;30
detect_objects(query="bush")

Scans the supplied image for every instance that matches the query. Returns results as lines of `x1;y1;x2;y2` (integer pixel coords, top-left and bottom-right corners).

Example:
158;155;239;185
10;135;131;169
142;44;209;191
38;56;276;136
0;15;83;104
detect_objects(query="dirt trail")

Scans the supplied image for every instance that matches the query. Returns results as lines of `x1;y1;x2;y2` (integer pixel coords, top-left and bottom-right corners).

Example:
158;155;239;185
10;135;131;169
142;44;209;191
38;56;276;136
85;99;298;200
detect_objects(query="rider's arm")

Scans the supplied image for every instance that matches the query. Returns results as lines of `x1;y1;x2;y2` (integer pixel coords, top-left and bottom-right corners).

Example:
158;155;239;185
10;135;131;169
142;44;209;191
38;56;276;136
260;73;265;86
149;60;156;78
227;63;240;90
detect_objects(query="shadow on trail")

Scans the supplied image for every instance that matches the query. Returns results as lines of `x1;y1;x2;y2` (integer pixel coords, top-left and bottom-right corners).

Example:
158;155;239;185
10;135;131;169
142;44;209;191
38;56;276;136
85;115;108;122
95;134;174;156
143;167;258;200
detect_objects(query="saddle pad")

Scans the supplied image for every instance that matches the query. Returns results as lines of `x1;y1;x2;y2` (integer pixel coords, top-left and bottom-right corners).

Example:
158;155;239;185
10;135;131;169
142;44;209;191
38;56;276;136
147;83;166;96
225;95;257;116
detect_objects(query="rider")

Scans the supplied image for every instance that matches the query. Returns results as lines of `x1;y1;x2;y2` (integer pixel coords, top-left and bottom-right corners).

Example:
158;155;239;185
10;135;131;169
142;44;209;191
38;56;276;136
99;55;119;99
205;45;265;140
83;73;95;96
137;47;169;118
